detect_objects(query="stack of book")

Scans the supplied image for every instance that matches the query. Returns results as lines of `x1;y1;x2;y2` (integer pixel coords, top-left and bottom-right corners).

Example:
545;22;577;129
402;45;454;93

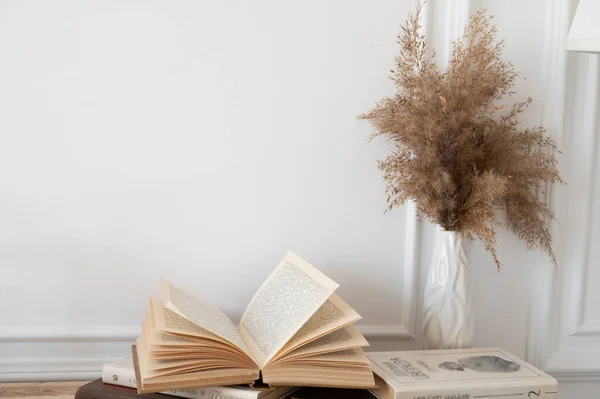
77;347;558;399
95;354;299;399
75;251;559;398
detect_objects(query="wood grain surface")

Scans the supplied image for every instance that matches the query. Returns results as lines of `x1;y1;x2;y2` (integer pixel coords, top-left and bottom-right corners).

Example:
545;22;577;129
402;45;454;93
0;381;86;399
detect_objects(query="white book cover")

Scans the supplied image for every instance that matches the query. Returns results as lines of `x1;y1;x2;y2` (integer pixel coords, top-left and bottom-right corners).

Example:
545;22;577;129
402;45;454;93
367;348;558;399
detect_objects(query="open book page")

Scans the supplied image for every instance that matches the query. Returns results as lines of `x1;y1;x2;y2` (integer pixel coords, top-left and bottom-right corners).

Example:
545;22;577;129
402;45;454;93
143;307;209;348
159;279;253;359
150;297;231;346
271;293;361;361
238;251;339;367
275;325;368;362
142;304;255;368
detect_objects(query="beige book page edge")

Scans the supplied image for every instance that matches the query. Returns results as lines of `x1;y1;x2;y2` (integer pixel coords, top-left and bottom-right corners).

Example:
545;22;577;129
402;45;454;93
151;358;243;371
271;293;361;362
134;345;259;394
238;251;339;367
149;351;249;364
149;300;255;365
152;361;252;377
148;343;236;352
146;343;254;363
275;325;368;363
138;336;253;379
261;364;376;389
277;348;370;365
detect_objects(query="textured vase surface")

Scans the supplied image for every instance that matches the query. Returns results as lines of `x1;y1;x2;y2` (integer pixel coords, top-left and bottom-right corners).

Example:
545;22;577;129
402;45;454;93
422;229;474;349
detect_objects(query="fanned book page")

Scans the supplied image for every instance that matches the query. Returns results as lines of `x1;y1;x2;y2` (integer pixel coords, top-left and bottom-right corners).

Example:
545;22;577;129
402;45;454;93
277;325;369;361
133;251;375;393
160;279;252;357
271;293;362;362
238;251;340;367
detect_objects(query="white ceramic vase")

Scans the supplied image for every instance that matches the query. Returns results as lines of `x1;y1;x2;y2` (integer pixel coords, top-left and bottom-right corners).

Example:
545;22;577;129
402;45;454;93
422;228;474;349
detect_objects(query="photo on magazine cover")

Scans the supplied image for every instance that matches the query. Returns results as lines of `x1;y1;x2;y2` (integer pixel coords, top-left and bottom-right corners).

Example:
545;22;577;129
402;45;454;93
368;350;540;383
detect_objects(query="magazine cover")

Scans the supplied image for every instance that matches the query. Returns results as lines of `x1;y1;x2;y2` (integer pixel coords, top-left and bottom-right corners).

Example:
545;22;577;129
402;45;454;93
367;348;558;399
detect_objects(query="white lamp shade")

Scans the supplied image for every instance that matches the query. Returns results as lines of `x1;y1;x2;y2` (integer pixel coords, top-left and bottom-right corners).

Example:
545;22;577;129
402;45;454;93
566;0;600;53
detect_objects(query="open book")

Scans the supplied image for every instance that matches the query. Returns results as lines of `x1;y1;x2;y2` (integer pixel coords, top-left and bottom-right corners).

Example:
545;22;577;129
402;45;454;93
133;251;376;393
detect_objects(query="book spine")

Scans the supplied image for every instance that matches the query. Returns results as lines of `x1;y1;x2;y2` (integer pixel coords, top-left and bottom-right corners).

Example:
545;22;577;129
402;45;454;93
388;383;558;399
101;364;258;399
102;364;137;389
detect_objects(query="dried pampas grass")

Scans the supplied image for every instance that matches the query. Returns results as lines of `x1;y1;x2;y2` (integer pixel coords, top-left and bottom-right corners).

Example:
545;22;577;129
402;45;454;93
359;3;563;269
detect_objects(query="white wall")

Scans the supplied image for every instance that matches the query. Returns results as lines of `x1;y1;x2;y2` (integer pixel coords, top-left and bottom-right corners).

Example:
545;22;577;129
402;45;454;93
0;0;419;327
0;0;417;378
0;1;598;397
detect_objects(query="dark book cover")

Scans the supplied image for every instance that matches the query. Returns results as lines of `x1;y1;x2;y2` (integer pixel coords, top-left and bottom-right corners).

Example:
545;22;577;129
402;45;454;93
75;379;377;399
289;387;377;399
75;379;171;399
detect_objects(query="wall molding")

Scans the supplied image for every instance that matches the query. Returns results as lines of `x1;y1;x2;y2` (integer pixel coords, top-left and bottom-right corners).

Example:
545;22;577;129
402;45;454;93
0;324;414;344
573;322;600;337
0;326;137;382
396;202;420;341
525;0;570;371
359;325;412;341
0;357;108;383
0;326;139;342
527;0;600;384
544;352;600;382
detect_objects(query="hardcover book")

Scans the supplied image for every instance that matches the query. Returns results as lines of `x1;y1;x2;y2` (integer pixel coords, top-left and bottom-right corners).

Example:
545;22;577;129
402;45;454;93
367;348;558;399
133;251;375;393
76;379;168;399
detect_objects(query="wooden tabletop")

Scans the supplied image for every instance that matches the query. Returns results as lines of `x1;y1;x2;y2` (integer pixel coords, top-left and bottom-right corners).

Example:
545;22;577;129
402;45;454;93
0;382;87;399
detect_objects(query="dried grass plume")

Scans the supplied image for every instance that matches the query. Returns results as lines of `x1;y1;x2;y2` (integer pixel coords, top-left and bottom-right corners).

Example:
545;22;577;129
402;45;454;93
359;3;563;269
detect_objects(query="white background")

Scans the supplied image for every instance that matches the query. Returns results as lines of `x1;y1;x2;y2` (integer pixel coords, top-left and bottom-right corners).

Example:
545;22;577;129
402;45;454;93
0;1;597;397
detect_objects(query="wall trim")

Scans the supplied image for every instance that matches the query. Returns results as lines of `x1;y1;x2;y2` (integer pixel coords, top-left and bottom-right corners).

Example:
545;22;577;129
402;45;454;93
398;202;420;341
0;326;139;342
526;0;600;384
0;357;108;383
360;325;413;341
525;0;570;371
544;352;600;382
573;322;600;336
0;324;412;343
